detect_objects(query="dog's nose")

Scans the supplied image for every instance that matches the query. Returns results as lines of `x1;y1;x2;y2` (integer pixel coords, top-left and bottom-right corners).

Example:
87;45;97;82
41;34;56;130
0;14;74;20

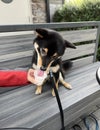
40;66;46;71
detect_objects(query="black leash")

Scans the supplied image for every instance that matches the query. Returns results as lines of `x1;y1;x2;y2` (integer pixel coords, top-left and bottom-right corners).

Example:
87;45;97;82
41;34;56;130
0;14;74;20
49;70;65;130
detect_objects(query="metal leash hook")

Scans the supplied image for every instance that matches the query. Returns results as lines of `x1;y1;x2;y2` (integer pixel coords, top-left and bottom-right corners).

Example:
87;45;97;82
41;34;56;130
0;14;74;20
49;69;65;130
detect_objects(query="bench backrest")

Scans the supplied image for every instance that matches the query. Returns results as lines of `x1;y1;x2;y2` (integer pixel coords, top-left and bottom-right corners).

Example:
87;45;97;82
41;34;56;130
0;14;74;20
0;21;100;70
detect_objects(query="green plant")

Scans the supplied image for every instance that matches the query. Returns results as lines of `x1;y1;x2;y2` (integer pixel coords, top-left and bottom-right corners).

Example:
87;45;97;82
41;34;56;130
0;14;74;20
53;0;100;60
53;1;100;22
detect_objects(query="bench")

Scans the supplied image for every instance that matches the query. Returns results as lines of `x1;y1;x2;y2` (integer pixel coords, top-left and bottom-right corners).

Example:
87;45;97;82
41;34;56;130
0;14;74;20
0;21;100;130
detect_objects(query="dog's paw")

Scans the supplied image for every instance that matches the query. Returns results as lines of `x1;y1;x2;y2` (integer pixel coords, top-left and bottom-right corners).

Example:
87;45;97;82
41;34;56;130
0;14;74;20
35;86;42;95
65;83;72;89
52;89;56;97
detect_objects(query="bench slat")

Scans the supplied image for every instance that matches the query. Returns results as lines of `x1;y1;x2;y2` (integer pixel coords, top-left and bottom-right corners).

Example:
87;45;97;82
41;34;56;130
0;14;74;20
0;50;33;62
0;56;32;68
62;43;95;60
60;28;97;43
72;56;93;70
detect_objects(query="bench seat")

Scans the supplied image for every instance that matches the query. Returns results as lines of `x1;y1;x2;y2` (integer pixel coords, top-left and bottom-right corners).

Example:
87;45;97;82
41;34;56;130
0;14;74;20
0;62;100;130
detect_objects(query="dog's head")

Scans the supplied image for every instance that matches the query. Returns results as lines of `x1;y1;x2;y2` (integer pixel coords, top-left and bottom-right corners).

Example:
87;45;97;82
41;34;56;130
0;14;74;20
33;28;76;71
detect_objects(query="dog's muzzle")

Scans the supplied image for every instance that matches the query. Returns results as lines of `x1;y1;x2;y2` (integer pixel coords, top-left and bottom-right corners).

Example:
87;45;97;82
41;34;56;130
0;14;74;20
40;56;61;72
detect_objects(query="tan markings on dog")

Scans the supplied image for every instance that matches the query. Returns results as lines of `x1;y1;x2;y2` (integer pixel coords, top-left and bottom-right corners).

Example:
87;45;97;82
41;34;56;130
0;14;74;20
50;65;59;73
34;42;42;67
59;72;72;89
44;48;48;53
35;86;42;95
52;79;59;96
46;55;61;74
40;48;48;56
53;53;58;57
32;63;39;70
46;60;54;74
36;32;43;38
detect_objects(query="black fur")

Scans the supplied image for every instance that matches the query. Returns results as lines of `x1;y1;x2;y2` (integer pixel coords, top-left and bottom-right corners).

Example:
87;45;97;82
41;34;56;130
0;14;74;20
32;28;76;95
62;60;73;71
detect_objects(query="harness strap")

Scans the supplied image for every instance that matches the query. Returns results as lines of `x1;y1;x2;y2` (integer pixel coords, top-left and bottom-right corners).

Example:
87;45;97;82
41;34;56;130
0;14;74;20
49;70;65;130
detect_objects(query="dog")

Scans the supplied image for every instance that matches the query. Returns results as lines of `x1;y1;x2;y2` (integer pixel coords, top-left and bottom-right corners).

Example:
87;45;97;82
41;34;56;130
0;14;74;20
32;28;76;96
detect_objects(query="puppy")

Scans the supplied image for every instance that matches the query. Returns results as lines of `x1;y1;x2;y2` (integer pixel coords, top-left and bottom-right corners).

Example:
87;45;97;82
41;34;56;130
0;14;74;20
32;28;76;96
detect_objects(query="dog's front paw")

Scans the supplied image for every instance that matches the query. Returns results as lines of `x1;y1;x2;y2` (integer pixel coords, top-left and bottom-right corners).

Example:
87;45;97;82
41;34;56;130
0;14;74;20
35;86;42;95
52;89;56;97
65;83;72;89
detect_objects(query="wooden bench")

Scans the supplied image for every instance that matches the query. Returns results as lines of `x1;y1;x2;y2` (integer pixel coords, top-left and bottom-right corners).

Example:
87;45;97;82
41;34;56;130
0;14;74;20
0;21;100;130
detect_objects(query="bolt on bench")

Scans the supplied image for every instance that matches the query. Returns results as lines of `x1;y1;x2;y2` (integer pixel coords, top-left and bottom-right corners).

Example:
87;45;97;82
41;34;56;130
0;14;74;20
0;21;100;130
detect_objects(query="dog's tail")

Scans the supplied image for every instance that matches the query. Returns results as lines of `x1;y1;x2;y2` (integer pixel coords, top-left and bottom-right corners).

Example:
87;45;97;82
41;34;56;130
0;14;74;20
62;60;73;71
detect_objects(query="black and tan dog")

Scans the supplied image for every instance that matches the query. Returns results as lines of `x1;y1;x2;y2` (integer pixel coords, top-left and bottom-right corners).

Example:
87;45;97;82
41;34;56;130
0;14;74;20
32;28;76;96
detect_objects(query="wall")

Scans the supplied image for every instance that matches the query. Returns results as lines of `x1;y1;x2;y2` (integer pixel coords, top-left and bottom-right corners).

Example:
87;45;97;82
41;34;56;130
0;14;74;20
31;0;63;23
49;0;63;21
31;0;46;23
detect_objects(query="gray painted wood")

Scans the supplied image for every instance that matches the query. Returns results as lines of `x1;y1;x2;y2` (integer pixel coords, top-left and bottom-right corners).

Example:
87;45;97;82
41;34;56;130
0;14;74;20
60;29;97;43
0;62;100;129
0;56;32;68
72;56;94;70
63;43;95;61
0;21;100;32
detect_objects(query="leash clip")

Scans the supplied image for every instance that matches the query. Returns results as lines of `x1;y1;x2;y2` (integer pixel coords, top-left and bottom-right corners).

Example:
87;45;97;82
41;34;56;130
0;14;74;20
49;69;53;78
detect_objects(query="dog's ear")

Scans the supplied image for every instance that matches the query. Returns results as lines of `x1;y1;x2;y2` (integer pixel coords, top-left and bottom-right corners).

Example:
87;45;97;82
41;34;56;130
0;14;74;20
65;40;76;49
35;28;49;38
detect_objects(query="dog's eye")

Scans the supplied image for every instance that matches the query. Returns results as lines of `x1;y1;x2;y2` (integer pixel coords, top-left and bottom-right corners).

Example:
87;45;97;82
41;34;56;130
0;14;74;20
52;53;58;58
40;48;48;56
51;53;59;61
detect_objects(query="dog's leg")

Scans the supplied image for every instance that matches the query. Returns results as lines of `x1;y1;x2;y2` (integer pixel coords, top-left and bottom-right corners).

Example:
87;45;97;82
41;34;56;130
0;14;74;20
35;86;42;95
59;72;72;89
51;71;60;96
52;79;59;96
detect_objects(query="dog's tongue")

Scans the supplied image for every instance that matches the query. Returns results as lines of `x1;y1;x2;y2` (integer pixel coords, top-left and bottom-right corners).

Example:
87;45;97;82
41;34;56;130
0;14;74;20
37;70;44;76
